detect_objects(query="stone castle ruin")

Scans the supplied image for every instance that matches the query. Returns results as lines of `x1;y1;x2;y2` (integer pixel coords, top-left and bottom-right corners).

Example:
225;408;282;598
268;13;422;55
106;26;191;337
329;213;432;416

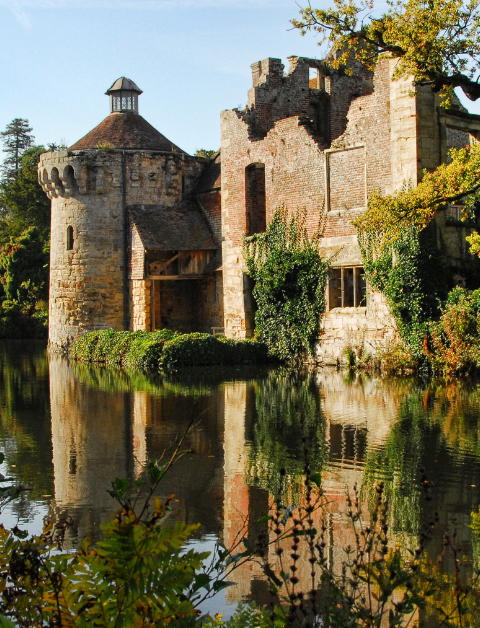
39;59;480;362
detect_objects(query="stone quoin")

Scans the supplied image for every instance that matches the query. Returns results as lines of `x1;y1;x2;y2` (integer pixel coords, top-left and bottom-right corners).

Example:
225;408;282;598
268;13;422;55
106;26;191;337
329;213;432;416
39;59;480;363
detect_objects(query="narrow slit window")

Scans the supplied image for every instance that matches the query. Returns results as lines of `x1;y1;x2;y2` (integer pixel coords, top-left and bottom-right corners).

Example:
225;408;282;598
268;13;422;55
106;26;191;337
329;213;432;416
66;226;74;251
328;266;367;309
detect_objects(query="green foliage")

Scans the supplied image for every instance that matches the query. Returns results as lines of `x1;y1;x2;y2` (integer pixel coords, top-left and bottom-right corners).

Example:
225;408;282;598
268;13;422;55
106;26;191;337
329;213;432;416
70;329;177;370
0;226;49;339
0;226;49;303
0;146;51;243
70;329;272;372
0;479;209;626
244;207;329;361
160;333;271;370
123;329;178;370
194;149;217;159
359;222;450;362
429;286;480;376
0;131;51;338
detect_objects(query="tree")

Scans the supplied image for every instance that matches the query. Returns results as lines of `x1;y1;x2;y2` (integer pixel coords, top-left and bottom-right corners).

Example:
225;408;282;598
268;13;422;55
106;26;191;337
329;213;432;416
292;0;480;104
0;146;51;243
195;149;217;159
0;119;34;180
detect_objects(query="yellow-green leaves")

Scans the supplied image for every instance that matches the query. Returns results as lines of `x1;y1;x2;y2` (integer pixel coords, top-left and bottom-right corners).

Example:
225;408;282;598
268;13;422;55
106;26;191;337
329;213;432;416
293;0;480;102
356;142;480;255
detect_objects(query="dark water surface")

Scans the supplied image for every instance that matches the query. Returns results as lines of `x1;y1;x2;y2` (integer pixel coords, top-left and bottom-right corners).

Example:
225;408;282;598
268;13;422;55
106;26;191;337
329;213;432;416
1;341;480;616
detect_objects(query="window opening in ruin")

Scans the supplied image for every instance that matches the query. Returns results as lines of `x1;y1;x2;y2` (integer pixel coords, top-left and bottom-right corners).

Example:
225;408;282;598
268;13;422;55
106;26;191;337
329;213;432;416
66;226;74;251
309;67;325;90
245;163;266;236
328;267;366;309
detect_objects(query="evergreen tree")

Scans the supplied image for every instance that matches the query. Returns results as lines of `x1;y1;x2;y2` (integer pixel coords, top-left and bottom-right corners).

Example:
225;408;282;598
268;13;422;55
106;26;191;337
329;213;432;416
0;118;34;180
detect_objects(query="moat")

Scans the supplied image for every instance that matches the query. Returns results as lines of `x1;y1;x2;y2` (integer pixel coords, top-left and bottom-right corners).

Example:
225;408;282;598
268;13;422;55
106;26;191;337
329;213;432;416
1;340;480;615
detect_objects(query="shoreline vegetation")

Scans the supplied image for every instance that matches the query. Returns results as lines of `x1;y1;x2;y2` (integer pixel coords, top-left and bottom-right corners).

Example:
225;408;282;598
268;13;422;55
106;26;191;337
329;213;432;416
69;328;274;371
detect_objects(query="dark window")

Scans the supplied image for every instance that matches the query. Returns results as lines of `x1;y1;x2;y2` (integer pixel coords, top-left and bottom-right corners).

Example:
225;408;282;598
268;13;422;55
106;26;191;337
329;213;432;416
245;163;266;236
328;267;366;309
66;226;74;251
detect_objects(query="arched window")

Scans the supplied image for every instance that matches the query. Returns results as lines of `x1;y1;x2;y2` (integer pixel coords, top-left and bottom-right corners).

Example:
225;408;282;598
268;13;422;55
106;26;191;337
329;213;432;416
245;163;266;236
66;226;74;251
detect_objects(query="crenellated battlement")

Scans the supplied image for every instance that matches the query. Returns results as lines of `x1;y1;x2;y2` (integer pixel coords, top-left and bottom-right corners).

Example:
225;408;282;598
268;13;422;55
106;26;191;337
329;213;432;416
38;149;204;203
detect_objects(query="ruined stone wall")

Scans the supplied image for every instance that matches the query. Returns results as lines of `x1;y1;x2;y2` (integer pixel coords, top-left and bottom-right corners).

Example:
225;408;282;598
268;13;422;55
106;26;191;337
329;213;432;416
40;149;204;348
220;57;395;343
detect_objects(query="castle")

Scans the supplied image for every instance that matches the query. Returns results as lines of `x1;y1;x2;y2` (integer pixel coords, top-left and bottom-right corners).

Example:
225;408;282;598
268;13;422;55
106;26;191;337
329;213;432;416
38;57;480;362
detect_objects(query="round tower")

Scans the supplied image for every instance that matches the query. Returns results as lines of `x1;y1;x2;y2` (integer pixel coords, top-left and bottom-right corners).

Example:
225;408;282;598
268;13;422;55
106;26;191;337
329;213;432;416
39;78;206;349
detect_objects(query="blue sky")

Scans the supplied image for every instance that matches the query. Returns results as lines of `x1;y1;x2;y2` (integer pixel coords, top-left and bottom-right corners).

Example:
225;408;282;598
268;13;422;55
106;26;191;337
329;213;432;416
0;0;326;155
1;0;479;156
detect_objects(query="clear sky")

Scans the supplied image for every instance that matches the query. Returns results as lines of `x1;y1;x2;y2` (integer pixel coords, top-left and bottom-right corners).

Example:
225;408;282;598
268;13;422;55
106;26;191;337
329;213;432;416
1;0;479;156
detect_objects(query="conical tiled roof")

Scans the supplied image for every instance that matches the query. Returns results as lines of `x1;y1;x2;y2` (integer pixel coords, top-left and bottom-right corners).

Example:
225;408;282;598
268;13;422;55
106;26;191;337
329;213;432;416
69;113;186;153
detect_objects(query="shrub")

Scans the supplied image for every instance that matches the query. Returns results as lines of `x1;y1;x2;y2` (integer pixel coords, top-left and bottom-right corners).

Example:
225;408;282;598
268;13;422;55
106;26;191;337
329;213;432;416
429;287;480;376
159;333;271;370
123;329;177;370
70;330;271;371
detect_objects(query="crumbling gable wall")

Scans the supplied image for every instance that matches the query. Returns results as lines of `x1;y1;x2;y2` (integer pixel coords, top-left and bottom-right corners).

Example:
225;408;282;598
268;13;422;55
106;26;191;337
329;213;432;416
220;55;396;344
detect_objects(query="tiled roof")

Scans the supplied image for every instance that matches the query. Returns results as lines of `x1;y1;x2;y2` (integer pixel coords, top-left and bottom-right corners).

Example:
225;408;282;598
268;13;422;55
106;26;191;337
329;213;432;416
129;203;217;251
70;113;186;153
193;151;221;193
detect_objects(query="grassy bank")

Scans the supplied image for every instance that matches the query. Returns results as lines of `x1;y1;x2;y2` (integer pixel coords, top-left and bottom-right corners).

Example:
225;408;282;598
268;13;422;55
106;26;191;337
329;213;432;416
69;329;273;371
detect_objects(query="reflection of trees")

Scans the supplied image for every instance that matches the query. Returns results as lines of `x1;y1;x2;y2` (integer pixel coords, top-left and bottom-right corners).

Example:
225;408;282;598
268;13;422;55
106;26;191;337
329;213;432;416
362;394;424;541
70;362;274;398
426;381;480;459
246;368;326;499
0;341;53;510
362;379;480;553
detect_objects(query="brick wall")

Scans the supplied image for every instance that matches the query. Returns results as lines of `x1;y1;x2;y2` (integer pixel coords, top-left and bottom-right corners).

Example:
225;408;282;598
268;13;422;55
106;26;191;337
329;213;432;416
196;190;222;242
328;148;366;211
220;56;395;340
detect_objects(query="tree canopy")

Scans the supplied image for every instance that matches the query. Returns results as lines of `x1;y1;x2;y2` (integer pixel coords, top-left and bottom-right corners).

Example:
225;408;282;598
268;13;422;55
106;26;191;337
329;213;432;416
293;0;480;105
0;146;51;244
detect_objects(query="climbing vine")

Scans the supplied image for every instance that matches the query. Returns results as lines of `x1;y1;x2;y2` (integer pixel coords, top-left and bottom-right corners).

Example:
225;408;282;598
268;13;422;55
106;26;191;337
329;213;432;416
355;142;480;368
243;206;329;361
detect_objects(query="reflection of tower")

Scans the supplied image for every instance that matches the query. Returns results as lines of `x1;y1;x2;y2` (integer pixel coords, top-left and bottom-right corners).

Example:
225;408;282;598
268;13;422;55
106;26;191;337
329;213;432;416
49;355;131;545
132;391;151;476
223;382;269;604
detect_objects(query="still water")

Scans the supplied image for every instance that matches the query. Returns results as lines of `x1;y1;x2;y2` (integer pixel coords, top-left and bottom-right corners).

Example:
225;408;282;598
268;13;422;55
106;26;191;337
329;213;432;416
1;341;480;615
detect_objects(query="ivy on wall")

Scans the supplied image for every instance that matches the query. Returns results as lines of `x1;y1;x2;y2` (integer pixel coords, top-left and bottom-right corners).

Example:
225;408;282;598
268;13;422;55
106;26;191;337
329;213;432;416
244;206;329;361
358;222;450;361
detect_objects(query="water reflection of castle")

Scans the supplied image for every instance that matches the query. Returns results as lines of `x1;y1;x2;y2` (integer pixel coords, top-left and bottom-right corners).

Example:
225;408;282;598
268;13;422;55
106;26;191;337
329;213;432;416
49;356;479;606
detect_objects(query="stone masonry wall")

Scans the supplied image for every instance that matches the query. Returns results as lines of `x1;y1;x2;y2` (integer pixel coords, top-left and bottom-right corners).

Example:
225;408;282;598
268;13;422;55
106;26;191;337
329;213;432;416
40;149;204;348
132;279;151;331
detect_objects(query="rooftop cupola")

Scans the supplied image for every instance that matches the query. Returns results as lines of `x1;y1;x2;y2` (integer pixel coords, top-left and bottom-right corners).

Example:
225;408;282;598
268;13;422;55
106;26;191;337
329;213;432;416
106;77;143;114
